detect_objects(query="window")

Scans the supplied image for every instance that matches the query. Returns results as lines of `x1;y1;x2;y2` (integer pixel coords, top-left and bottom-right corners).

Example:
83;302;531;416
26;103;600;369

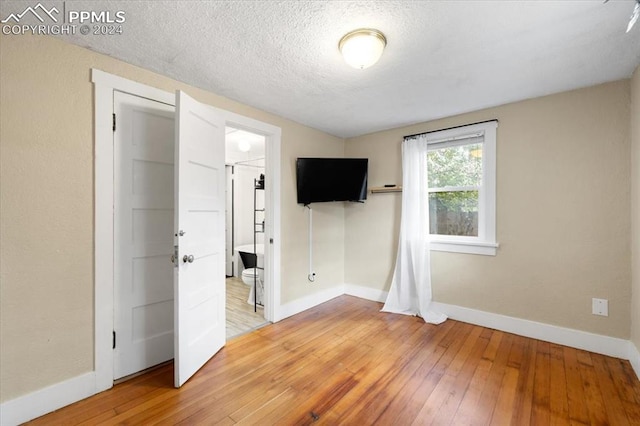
425;121;498;255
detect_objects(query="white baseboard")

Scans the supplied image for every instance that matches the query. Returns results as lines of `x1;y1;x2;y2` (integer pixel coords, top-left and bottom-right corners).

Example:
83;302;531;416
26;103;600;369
344;284;635;367
629;341;640;379
344;283;387;303
0;371;96;426
276;285;344;321
430;301;630;359
3;285;637;425
0;285;345;425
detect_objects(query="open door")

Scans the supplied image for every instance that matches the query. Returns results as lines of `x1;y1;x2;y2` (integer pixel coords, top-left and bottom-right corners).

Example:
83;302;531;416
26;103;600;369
174;91;226;387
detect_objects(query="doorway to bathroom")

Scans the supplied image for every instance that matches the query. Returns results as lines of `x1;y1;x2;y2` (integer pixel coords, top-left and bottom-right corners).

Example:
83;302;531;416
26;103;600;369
93;68;283;393
225;127;270;338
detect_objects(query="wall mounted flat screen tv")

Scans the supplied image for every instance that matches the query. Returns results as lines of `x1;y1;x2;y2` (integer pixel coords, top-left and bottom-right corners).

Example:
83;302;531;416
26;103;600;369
296;157;368;205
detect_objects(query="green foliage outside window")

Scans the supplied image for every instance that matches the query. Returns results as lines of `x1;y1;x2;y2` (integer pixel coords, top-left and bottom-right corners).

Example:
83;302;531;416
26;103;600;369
427;144;482;236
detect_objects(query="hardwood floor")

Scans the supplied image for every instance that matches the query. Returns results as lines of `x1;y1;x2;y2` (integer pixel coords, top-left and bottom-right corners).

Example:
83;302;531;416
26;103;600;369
28;296;640;425
226;277;268;339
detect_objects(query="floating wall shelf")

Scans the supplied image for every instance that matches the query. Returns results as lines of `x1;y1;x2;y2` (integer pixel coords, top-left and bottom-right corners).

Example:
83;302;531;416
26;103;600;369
370;186;402;194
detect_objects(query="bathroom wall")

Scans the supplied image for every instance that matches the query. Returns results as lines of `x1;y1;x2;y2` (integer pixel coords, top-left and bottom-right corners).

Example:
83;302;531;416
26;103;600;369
233;162;265;275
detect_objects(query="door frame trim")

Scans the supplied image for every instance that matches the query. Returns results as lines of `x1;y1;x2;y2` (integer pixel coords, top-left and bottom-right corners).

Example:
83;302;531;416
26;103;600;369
92;69;282;393
210;107;281;324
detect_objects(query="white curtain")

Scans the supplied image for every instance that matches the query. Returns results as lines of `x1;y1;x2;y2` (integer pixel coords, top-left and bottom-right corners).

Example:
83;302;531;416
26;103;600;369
381;135;447;324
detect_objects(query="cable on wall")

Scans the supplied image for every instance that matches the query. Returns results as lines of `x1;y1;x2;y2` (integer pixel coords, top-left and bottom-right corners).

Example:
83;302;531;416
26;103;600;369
306;204;316;282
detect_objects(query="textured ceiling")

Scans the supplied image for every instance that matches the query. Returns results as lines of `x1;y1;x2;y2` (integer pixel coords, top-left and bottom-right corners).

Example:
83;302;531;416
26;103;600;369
5;0;639;137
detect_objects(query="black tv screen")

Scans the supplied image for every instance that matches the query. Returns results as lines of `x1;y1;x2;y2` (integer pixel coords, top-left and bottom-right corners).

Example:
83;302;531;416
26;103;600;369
296;158;368;205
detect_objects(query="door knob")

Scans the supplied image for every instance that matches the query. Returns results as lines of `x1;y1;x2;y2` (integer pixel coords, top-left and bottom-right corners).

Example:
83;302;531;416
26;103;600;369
183;254;194;263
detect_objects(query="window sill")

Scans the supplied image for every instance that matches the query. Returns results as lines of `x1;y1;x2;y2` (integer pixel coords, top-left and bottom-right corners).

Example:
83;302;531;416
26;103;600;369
429;240;499;256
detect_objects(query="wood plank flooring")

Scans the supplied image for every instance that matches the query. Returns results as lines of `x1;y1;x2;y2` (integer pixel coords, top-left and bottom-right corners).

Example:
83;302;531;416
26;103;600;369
226;277;268;339
28;296;640;425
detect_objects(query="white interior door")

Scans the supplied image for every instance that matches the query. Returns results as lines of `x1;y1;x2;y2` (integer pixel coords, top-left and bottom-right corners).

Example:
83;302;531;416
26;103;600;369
113;92;175;379
174;91;226;387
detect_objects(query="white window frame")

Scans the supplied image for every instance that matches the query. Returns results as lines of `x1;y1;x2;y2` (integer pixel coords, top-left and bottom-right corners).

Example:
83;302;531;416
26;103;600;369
426;121;498;256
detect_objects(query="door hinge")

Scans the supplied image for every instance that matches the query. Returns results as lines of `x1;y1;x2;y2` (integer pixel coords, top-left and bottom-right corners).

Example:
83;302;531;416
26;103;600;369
112;113;116;132
113;330;116;349
172;245;179;268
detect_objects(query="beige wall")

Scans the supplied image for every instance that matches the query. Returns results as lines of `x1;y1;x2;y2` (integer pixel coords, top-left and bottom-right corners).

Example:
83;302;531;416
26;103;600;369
0;34;344;402
1;31;636;406
346;80;632;339
631;65;640;350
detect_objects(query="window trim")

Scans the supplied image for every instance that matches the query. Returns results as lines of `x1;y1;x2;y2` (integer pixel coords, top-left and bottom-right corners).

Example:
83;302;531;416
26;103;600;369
425;121;498;256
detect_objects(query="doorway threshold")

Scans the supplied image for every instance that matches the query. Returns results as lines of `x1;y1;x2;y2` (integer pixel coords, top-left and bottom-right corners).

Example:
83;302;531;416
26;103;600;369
114;360;173;385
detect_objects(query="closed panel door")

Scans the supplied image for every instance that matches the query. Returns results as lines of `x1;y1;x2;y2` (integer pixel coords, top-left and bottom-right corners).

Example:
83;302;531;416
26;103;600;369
174;91;226;387
114;91;175;380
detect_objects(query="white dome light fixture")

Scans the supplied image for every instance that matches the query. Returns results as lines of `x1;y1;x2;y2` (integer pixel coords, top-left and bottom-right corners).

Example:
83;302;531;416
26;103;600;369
339;28;387;70
237;140;251;152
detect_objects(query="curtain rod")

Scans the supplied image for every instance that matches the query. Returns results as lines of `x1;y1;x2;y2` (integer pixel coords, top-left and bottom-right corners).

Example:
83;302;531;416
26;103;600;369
403;119;498;140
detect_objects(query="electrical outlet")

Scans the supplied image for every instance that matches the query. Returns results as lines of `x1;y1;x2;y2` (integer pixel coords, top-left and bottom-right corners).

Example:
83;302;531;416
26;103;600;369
592;298;608;316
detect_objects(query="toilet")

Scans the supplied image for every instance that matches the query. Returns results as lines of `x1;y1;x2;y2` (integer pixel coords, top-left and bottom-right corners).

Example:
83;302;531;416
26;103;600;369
241;267;263;305
238;250;264;305
241;268;259;286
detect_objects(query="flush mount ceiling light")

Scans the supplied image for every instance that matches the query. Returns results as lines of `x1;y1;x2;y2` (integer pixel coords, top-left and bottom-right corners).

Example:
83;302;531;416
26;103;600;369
339;28;387;69
237;140;251;152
